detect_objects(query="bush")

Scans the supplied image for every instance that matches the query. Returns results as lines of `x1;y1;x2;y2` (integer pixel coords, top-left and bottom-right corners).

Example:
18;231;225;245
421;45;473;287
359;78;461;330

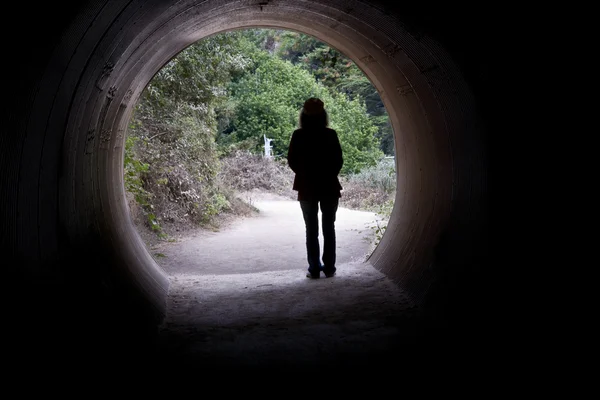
347;157;395;193
370;197;395;246
218;150;296;198
339;157;395;211
123;135;166;236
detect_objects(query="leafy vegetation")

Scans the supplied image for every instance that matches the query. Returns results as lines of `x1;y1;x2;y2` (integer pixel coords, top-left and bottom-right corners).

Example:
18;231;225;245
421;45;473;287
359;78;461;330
273;30;395;156
124;28;396;242
215;30;383;174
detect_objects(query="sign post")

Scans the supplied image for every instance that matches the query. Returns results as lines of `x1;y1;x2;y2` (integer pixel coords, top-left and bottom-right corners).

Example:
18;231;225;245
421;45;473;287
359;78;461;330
264;134;273;158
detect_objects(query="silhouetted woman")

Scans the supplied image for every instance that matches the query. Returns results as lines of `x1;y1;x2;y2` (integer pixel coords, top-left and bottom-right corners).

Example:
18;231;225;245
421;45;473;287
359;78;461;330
287;98;343;279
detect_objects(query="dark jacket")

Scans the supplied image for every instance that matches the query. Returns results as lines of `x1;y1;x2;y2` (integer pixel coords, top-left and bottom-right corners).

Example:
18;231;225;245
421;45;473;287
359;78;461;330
287;127;343;201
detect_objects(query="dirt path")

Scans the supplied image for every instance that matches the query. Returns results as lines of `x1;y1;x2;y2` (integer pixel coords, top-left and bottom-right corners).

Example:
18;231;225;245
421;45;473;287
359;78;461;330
151;191;381;275
150;192;418;369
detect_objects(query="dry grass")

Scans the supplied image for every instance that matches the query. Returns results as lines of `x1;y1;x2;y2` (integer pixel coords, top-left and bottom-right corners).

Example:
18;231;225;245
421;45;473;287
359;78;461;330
220;150;395;213
339;178;394;212
339;158;396;212
218;150;296;199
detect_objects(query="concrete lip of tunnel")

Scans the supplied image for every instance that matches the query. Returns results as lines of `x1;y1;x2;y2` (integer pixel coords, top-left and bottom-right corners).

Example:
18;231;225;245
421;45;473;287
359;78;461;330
1;0;489;363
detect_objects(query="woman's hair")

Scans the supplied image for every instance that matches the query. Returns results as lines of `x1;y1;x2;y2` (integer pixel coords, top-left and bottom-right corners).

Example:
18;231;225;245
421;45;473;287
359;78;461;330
299;97;328;128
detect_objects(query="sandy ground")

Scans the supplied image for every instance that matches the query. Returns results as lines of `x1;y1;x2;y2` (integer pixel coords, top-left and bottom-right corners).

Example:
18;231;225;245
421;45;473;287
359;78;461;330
149;192;419;370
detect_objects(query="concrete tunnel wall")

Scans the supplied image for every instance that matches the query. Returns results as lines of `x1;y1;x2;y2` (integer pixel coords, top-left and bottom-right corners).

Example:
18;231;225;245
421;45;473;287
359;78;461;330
1;0;490;355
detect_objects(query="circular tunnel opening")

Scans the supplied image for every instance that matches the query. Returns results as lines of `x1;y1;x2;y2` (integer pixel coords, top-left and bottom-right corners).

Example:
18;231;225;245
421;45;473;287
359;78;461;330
124;27;396;280
89;1;462;314
3;0;488;365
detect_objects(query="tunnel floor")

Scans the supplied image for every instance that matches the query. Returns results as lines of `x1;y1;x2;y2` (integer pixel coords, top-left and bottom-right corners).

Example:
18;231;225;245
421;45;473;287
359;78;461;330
155;260;419;370
142;192;419;370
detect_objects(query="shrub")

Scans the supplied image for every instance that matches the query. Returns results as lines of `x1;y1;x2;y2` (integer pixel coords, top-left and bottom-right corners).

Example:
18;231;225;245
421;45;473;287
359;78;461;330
218;150;296;198
347;157;395;193
339;157;395;211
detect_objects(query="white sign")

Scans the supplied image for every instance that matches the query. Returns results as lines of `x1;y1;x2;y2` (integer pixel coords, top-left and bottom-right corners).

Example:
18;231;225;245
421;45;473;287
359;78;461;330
264;134;273;158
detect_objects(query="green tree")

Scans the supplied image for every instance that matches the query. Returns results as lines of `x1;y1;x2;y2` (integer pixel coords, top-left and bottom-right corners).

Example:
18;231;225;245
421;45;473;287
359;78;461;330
221;48;382;174
127;31;251;230
273;30;395;155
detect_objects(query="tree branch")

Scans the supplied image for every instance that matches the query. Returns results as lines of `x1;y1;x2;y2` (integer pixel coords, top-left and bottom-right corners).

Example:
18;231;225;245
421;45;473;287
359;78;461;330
148;131;169;140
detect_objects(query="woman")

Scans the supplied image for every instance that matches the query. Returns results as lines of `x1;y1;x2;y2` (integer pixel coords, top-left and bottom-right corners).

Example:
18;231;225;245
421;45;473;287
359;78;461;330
287;98;344;279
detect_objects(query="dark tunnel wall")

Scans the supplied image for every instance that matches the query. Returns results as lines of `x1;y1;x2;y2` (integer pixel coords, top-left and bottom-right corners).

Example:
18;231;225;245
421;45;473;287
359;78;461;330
1;0;491;361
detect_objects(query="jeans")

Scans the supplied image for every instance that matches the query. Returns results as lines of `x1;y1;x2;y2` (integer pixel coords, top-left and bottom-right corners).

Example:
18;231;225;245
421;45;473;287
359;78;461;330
299;198;339;275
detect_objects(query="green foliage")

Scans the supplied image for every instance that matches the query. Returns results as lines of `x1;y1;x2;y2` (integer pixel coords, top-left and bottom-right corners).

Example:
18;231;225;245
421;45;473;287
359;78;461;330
325;93;382;174
126;32;253;234
123;135;150;204
223;55;324;155
273;30;395;155
348;157;396;193
147;213;162;233
338;157;395;217
220;40;383;174
124;28;394;240
201;192;231;223
124;134;166;233
142;31;250;118
370;198;395;247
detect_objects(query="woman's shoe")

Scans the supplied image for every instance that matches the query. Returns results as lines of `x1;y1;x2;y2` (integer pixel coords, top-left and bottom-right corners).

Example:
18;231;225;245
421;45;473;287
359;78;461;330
322;266;336;278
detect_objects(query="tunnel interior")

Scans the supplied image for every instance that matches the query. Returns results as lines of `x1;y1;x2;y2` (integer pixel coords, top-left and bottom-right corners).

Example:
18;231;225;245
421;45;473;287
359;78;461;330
2;0;489;368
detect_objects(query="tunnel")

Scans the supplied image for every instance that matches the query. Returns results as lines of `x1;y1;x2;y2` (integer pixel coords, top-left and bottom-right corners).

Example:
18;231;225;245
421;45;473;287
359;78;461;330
1;0;491;370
